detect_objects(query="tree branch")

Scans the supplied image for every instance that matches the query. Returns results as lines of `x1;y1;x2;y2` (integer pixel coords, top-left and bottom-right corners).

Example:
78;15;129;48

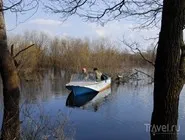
2;0;23;11
45;0;162;27
122;39;155;66
13;44;34;59
10;44;14;56
135;47;155;66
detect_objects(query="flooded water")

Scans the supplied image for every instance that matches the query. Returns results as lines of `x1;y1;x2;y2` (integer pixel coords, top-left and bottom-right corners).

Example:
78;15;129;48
0;70;185;140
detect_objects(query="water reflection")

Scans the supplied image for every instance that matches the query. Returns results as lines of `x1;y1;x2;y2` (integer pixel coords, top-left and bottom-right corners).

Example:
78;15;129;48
66;92;98;107
66;88;111;112
1;69;185;140
19;70;70;104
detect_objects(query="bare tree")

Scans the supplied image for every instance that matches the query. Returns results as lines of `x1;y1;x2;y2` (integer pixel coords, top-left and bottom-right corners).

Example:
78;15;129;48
0;0;39;139
45;0;162;27
0;1;20;139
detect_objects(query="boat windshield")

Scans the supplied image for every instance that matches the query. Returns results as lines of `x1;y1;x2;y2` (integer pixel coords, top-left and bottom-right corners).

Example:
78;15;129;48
70;73;96;82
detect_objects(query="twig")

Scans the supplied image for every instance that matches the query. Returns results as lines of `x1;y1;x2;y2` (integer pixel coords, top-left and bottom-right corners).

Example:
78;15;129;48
134;69;154;81
135;47;155;66
122;39;155;66
2;0;23;11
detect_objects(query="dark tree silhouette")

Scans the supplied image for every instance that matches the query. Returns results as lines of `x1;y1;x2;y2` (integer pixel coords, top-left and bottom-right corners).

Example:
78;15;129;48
46;0;162;27
0;0;38;139
0;1;20;139
151;0;185;139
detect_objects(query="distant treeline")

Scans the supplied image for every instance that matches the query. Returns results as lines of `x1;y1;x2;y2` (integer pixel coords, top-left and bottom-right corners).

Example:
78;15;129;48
8;31;155;77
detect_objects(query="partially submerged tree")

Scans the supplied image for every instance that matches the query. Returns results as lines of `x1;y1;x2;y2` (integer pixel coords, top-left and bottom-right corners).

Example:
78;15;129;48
151;1;185;139
0;0;39;139
0;0;20;138
45;0;185;140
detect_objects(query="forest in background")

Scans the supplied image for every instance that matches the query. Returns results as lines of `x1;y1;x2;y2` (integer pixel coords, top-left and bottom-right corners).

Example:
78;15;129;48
8;31;155;79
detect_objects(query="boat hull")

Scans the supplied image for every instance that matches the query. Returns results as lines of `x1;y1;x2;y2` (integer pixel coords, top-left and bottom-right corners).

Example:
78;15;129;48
66;88;111;110
66;78;111;96
66;85;98;96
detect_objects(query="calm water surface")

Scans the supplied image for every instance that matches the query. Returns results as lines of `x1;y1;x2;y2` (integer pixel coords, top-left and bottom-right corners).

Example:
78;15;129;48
0;71;185;140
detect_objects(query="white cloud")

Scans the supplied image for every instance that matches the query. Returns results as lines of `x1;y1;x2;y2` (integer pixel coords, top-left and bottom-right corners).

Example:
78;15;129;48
88;21;159;50
89;22;134;38
95;29;106;37
29;18;68;26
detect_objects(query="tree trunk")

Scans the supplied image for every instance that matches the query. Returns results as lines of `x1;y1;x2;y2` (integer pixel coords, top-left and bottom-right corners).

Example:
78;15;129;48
0;0;20;140
151;0;185;140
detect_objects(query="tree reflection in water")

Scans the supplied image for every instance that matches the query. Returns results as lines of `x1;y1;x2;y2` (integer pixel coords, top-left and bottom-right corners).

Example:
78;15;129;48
0;70;74;140
1;88;20;140
66;88;111;112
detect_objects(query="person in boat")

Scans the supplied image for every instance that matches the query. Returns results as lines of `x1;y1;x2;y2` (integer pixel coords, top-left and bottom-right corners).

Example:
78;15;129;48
93;68;108;82
81;68;89;80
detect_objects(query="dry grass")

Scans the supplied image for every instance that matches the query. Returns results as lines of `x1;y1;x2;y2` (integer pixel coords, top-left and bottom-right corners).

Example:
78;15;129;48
20;103;74;140
0;102;74;140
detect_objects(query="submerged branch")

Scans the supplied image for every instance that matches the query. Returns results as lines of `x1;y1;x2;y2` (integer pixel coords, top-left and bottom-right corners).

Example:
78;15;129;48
135;69;154;82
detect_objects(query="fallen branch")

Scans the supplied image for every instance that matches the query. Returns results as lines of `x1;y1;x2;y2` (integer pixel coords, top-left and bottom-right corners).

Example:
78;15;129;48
134;69;154;82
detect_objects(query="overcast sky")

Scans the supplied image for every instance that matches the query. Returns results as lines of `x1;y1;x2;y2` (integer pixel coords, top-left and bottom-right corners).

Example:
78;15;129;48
4;5;160;50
